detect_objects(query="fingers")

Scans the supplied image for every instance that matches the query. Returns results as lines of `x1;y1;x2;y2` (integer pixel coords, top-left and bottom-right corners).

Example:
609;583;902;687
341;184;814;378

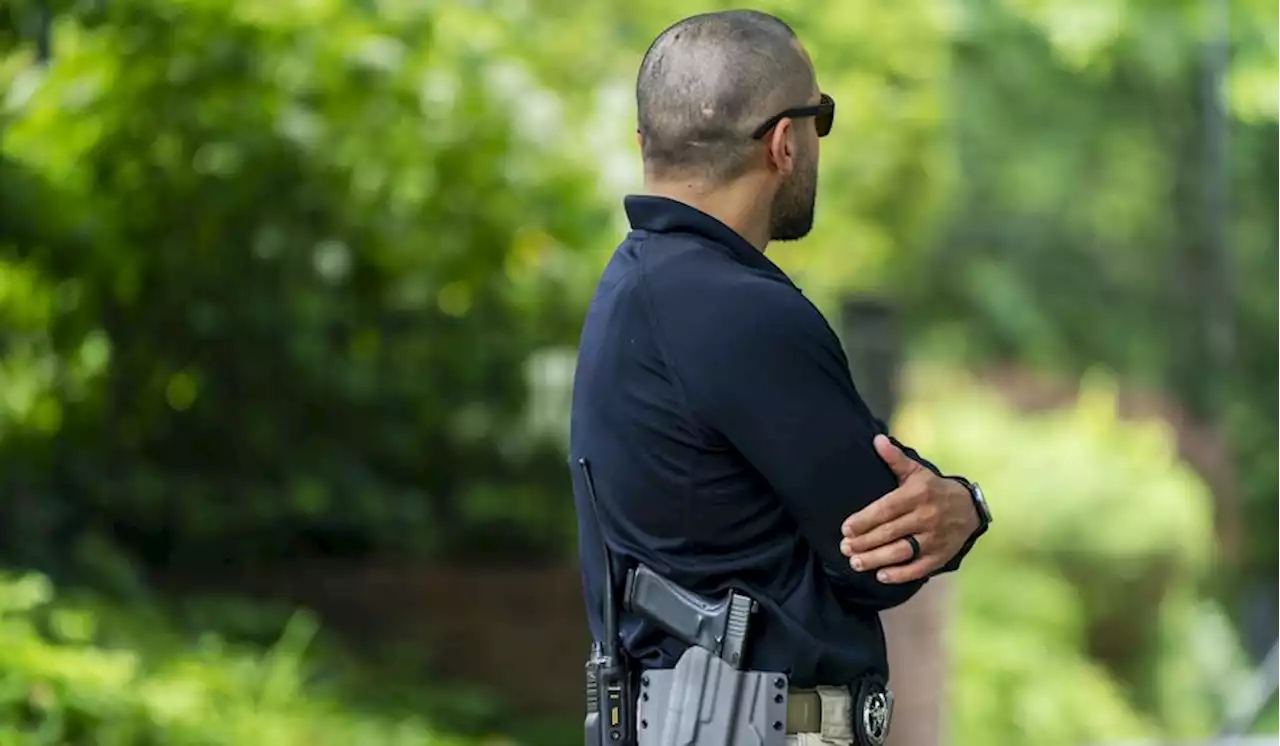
841;485;916;538
842;535;919;573
841;437;926;538
872;555;942;584
841;478;927;542
841;509;923;555
873;434;921;481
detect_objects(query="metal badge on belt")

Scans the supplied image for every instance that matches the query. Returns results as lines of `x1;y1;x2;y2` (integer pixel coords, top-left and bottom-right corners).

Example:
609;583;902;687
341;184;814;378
853;678;894;746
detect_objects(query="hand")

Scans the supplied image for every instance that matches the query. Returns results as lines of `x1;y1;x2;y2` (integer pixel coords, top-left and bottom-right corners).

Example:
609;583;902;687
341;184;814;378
838;434;979;584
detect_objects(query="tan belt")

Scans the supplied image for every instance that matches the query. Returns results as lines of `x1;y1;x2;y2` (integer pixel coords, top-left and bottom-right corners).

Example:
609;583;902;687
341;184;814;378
786;687;852;736
786;689;823;733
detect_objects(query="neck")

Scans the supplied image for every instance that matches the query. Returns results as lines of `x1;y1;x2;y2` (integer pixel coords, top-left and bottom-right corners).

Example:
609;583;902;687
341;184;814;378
643;177;772;252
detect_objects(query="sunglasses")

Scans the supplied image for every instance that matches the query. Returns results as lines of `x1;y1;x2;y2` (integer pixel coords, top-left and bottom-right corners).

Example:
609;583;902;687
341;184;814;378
750;93;835;140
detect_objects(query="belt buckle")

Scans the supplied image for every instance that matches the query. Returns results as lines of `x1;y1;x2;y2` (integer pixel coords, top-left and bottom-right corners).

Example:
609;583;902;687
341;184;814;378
854;681;893;746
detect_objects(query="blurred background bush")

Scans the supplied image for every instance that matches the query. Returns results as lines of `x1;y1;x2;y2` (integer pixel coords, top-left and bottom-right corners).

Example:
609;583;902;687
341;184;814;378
0;0;1275;744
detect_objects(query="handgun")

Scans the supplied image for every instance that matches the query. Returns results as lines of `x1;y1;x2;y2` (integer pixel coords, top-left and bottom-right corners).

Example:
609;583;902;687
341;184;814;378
624;564;757;670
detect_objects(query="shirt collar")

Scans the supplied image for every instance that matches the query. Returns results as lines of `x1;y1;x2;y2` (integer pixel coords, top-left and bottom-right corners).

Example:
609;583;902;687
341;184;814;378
623;195;795;286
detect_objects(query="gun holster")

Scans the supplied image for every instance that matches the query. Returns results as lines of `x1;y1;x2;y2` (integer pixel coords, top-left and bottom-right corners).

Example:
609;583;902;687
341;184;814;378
595;565;789;746
637;645;790;745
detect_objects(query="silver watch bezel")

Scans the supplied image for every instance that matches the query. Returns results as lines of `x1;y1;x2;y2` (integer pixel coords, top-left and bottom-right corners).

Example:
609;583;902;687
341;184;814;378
969;481;992;525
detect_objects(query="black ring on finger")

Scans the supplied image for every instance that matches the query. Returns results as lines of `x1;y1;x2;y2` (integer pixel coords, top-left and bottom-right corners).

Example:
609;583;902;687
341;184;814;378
904;535;921;562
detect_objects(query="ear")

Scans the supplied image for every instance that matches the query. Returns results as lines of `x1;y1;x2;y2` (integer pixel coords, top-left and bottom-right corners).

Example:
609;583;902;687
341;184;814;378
765;119;796;177
636;129;644;149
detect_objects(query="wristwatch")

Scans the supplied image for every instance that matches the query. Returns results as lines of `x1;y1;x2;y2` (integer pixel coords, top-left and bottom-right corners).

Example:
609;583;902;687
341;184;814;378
951;476;992;531
967;480;993;529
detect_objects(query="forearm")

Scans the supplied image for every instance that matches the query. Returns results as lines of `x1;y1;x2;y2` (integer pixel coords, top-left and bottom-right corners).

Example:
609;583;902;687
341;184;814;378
691;286;967;601
826;565;927;611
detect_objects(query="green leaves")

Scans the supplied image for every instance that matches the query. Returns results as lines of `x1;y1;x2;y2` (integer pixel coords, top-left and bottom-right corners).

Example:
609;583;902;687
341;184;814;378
0;573;469;746
0;0;607;564
896;367;1243;741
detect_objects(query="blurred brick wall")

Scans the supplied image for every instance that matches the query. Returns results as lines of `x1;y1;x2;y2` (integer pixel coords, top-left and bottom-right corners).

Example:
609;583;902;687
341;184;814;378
230;562;592;715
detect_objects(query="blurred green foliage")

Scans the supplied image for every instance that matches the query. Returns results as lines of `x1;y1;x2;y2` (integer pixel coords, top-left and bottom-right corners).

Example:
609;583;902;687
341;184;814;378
0;0;1275;742
0;0;610;576
906;0;1280;589
0;371;1257;746
897;367;1248;743
0;572;478;746
0;0;1273;582
1259;700;1279;732
431;0;1280;593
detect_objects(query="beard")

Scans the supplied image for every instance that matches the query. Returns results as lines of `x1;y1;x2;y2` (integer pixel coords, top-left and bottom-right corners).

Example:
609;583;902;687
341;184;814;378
768;152;818;242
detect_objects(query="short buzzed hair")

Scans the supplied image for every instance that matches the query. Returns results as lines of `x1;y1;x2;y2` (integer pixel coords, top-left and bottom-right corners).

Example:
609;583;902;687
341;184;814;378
636;11;815;184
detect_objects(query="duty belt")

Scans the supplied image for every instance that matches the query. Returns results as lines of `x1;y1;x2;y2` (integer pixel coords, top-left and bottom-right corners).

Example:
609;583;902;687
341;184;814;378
786;680;894;746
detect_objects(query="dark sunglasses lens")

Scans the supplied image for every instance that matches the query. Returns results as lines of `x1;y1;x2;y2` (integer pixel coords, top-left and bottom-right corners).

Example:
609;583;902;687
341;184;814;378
816;94;835;137
816;109;833;137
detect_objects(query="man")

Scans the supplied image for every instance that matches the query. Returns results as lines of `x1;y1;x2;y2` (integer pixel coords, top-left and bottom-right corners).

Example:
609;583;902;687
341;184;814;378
569;9;991;744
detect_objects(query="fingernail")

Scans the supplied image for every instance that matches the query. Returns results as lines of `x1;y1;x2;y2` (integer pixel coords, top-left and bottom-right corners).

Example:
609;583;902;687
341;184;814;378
876;571;889;582
839;540;852;556
850;556;864;571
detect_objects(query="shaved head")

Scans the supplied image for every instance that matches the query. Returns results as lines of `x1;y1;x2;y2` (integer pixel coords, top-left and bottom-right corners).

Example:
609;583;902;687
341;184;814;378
637;10;817;185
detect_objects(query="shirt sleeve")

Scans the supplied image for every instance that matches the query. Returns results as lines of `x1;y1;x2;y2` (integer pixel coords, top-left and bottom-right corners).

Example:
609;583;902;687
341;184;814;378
680;281;928;611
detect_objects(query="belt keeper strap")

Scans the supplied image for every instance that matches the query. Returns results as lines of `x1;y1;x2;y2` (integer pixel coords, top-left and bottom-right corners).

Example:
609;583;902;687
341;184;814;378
785;690;821;734
816;686;855;740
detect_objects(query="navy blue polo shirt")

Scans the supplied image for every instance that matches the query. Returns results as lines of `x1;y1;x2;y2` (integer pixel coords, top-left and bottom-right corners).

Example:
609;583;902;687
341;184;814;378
569;195;968;687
